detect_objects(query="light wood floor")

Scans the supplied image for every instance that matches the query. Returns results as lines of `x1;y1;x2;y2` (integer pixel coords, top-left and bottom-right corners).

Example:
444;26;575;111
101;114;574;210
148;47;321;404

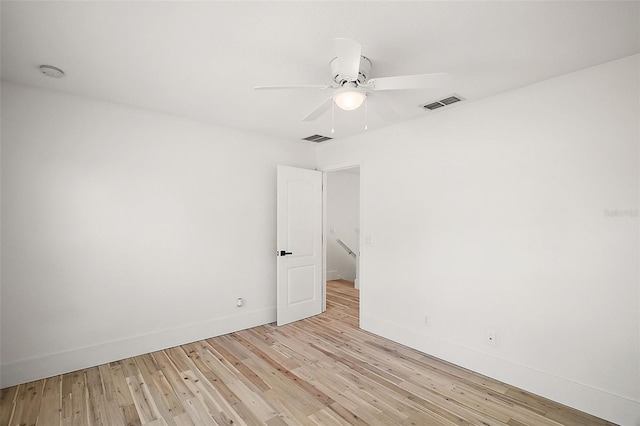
1;280;614;426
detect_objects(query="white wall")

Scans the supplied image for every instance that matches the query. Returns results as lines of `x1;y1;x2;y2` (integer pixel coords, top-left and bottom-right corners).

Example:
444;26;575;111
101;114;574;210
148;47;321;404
0;82;316;387
317;55;640;425
326;170;359;281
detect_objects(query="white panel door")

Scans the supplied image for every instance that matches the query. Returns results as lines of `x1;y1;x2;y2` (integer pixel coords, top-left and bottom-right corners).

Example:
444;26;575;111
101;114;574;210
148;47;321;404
276;165;323;326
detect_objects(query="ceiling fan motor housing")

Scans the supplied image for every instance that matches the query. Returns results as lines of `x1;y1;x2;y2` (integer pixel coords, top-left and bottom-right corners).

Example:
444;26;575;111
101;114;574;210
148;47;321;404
330;56;371;86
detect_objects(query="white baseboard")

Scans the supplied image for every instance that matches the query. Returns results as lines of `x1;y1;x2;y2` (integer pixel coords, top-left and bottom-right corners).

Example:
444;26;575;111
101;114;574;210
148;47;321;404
360;313;640;426
326;270;341;281
1;307;276;388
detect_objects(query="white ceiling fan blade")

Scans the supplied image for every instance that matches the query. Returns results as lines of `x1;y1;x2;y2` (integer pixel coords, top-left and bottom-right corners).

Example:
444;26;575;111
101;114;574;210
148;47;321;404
254;85;332;90
365;73;451;91
334;38;362;81
367;93;400;122
303;97;333;121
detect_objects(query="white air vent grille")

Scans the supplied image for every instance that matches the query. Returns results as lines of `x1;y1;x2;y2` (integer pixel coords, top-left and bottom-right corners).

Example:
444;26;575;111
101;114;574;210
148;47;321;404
302;134;333;143
420;94;464;111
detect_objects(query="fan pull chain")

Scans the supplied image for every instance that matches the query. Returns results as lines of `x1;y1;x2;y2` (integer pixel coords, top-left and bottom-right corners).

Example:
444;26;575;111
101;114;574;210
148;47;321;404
364;97;368;131
331;102;336;134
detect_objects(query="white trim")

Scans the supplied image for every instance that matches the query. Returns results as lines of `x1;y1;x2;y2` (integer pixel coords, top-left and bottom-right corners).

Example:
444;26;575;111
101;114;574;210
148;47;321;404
1;307;275;388
319;162;362;173
320;161;363;326
322;171;328;312
361;313;640;426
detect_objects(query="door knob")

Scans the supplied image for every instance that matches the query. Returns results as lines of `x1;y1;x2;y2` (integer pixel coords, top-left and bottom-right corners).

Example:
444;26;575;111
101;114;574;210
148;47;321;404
279;250;293;256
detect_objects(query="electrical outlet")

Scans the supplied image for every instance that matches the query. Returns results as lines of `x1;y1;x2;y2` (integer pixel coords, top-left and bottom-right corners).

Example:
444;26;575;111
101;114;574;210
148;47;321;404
424;315;431;326
486;330;497;347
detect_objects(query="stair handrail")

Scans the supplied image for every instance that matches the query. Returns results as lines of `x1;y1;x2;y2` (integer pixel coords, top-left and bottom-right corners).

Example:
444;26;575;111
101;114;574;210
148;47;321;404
336;238;357;258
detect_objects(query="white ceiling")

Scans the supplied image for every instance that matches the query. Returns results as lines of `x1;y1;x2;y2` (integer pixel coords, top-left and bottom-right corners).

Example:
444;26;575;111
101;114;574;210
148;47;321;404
2;1;638;142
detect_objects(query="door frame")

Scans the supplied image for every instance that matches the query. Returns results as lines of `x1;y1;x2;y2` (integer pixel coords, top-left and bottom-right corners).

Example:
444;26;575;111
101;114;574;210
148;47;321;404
320;162;363;318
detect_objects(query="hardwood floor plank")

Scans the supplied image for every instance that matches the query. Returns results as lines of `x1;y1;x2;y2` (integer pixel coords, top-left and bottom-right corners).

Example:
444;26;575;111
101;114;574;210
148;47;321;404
232;333;337;411
36;376;62;426
401;409;460;426
180;369;238;425
133;355;180;426
398;380;508;426
325;401;371;426
86;367;119;426
264;414;290;426
122;403;142;426
96;364;128;425
171;412;195;426
120;357;167;424
151;351;194;402
10;380;44;426
180;342;274;425
0;386;18;426
268;393;319;425
204;338;272;393
71;372;89;426
1;281;613;426
126;373;159;424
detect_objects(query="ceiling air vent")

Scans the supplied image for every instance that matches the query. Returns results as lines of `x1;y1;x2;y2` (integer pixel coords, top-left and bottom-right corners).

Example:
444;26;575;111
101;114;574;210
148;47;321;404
302;134;333;143
420;94;464;111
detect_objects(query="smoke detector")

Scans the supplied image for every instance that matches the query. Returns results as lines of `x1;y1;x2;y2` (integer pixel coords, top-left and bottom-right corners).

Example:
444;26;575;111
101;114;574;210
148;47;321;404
39;65;65;78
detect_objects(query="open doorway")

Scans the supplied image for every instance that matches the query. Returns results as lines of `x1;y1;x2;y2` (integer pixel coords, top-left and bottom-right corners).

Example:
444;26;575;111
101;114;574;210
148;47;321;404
324;166;360;325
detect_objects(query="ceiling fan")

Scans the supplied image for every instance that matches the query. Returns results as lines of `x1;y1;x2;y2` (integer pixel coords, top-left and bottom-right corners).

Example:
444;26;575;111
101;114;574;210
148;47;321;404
254;38;451;122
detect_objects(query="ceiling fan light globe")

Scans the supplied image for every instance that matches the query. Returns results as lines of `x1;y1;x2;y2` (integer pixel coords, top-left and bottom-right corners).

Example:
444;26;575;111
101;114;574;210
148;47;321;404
333;90;367;111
